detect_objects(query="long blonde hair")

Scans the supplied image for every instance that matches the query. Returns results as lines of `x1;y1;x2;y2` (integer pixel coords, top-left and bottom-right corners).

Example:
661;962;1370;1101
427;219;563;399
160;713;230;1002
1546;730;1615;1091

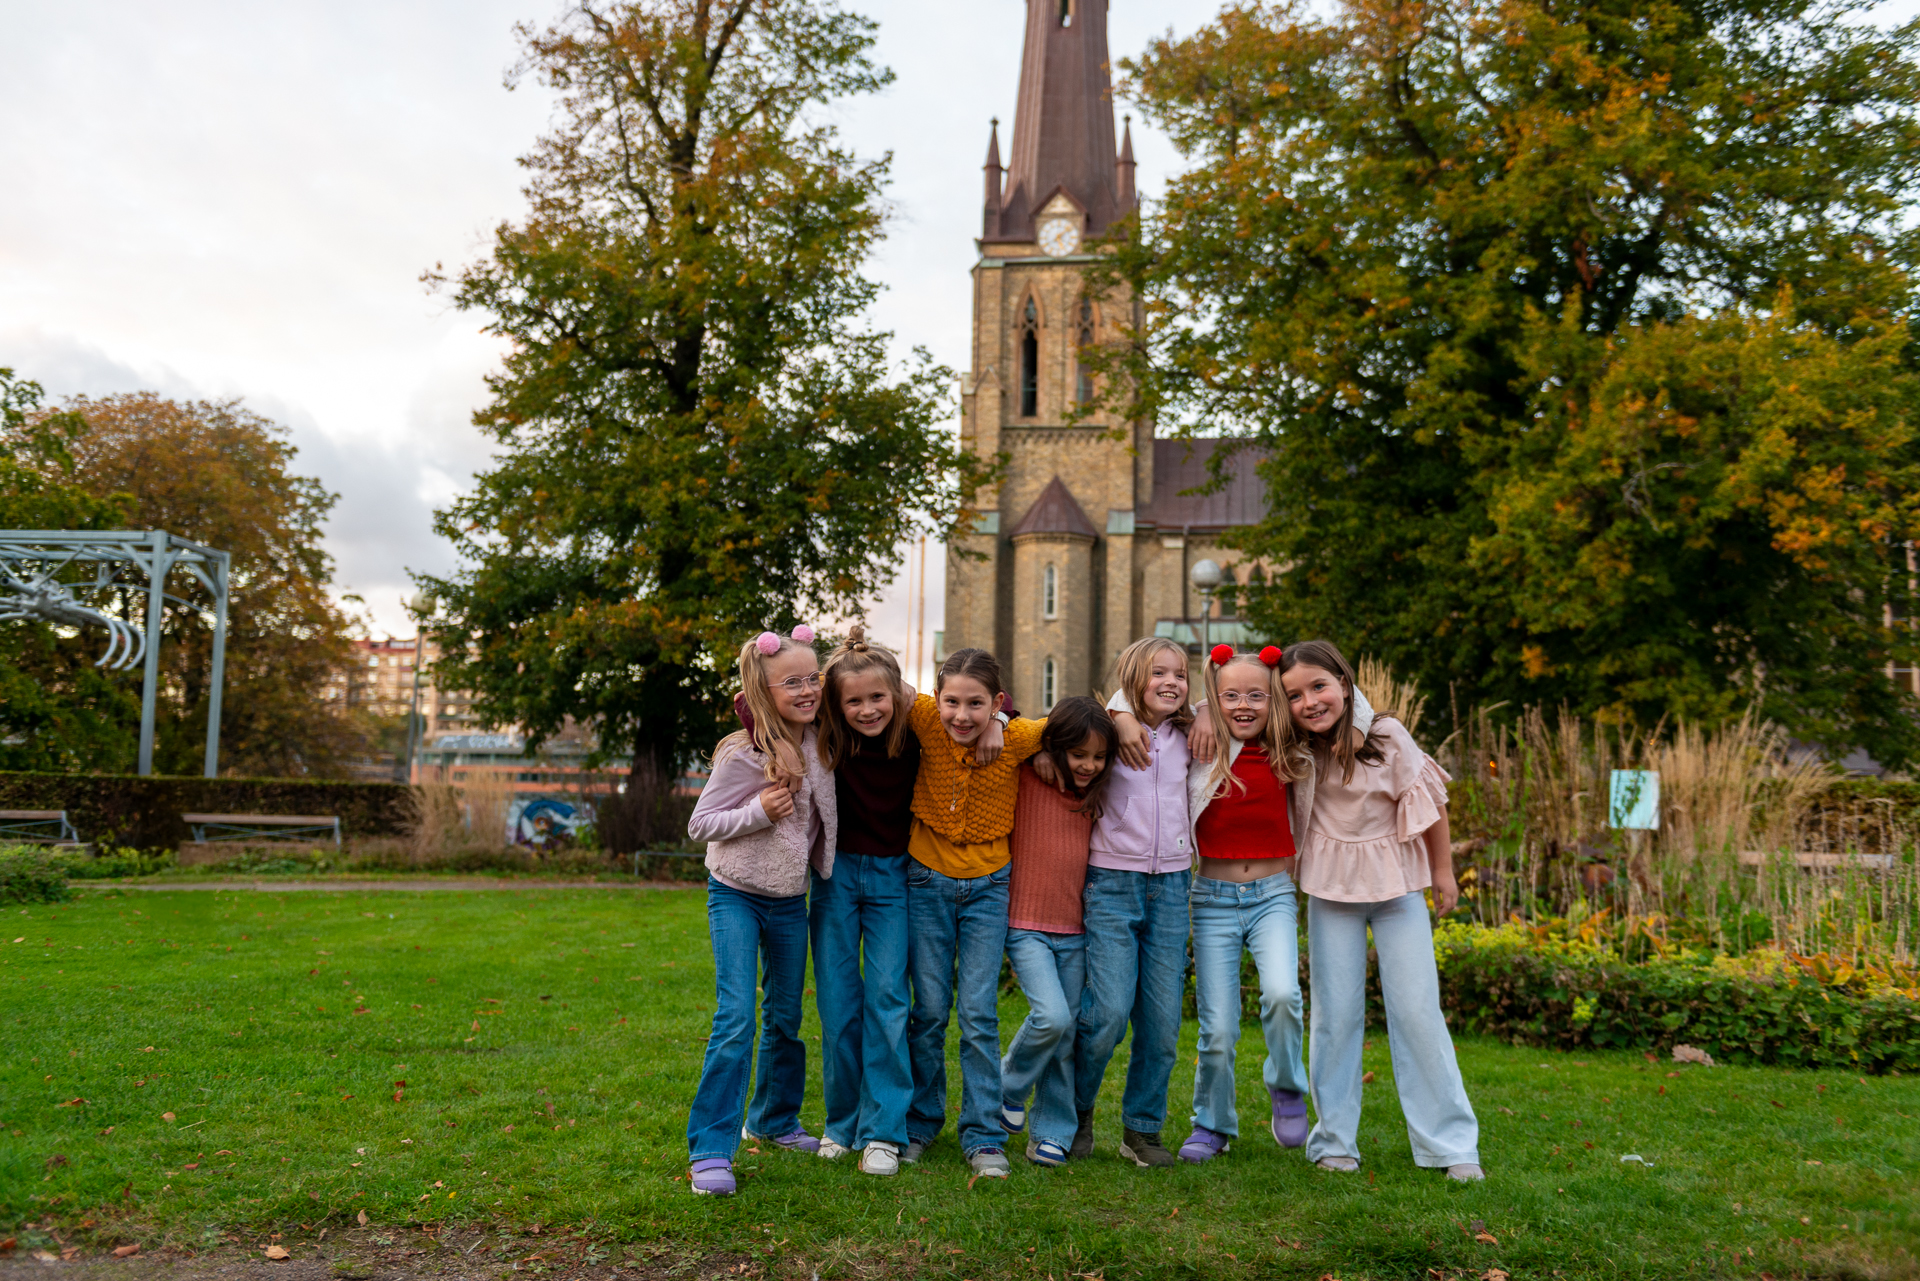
818;625;912;769
1112;637;1195;733
714;631;817;783
1202;649;1304;799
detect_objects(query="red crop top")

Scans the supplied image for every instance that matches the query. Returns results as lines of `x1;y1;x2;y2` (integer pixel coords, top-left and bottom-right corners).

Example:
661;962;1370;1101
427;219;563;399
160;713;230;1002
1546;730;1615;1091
1195;742;1297;862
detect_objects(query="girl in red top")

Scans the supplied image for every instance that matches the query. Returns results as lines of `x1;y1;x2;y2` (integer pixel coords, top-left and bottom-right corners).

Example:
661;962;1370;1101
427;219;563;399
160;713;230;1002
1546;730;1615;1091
1177;645;1312;1164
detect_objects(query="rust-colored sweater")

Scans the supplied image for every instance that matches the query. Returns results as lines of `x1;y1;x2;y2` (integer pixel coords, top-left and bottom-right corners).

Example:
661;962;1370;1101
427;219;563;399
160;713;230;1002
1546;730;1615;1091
1007;765;1094;934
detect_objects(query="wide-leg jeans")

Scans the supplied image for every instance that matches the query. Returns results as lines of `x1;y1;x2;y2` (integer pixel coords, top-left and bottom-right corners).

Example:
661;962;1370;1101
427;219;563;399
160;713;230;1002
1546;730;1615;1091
1001;927;1086;1148
809;851;913;1150
905;860;1010;1156
1189;870;1308;1138
1073;865;1191;1133
1305;892;1481;1168
686;876;809;1161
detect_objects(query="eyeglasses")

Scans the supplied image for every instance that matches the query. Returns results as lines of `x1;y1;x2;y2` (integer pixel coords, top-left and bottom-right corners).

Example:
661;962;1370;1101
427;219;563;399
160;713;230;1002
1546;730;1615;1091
772;673;824;694
1218;690;1270;708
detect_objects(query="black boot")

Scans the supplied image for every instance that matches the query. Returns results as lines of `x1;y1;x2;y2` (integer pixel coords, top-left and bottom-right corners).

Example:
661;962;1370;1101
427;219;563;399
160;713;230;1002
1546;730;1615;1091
1070;1109;1095;1159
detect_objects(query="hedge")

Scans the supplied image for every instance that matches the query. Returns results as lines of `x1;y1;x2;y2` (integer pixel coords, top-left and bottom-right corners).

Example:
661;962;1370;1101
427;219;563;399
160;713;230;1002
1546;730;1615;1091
0;771;412;850
0;847;73;902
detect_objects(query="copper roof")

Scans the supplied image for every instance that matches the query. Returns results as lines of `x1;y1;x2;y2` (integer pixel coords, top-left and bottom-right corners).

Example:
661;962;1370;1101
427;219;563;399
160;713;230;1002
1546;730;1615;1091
1010;475;1100;540
1138;439;1270;531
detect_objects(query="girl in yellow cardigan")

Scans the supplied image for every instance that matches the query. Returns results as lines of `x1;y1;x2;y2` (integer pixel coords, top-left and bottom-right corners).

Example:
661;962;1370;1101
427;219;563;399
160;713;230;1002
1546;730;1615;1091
902;647;1046;1179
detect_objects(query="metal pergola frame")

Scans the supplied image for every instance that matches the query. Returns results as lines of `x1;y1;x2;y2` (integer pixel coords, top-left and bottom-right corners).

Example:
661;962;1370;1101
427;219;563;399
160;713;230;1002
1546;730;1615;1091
0;529;231;777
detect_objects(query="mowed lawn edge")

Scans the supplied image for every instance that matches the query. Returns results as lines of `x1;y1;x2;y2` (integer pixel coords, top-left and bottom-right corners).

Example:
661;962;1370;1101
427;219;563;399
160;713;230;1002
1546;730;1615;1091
3;888;1916;1281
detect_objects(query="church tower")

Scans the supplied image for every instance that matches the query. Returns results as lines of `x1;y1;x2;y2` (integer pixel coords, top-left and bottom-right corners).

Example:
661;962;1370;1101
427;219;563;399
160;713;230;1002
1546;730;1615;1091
946;0;1269;712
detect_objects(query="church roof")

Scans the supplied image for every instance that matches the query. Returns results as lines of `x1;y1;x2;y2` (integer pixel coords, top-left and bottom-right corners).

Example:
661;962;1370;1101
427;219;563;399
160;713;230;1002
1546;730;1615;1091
1138;439;1271;532
1010;475;1100;540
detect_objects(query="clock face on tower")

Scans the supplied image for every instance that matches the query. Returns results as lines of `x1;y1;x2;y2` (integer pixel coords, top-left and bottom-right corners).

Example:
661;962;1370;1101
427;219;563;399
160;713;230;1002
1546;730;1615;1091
1037;217;1082;257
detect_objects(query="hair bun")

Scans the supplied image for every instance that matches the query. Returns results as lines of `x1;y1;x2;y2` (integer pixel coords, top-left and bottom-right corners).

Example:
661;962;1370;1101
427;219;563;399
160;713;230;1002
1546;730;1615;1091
1259;645;1282;667
845;623;868;651
1209;643;1235;667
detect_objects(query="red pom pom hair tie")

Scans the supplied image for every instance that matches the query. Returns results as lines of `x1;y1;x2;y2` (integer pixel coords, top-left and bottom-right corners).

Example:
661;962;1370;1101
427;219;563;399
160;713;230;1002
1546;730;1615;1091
1259;645;1282;667
1209;643;1235;667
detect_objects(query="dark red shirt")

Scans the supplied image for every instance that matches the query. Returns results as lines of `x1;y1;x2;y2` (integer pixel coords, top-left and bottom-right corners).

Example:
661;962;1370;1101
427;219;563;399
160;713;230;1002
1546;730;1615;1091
1195;742;1297;862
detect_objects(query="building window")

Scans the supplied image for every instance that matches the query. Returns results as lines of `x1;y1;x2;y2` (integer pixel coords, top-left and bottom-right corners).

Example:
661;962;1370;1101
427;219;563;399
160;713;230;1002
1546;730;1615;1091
1043;563;1058;618
1075;297;1095;404
1059;0;1072;26
1043;657;1057;710
1020;296;1039;417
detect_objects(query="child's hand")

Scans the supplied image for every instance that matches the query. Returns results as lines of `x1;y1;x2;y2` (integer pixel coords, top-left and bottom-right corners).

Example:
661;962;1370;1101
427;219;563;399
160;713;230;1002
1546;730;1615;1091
1188;707;1219;763
1429;868;1460;917
759;783;797;822
1030;753;1060;788
975;716;1005;766
1113;710;1151;771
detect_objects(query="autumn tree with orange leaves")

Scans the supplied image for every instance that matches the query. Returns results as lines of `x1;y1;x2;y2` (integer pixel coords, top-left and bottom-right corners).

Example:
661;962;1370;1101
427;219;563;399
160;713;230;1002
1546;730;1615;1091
1105;0;1920;762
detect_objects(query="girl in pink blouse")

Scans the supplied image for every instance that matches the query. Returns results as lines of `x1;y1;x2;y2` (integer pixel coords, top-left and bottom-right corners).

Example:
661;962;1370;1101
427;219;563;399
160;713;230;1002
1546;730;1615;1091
1279;639;1483;1182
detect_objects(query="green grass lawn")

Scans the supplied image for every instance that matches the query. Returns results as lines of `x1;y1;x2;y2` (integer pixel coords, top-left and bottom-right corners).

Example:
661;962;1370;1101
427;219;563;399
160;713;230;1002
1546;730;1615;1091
3;886;1916;1280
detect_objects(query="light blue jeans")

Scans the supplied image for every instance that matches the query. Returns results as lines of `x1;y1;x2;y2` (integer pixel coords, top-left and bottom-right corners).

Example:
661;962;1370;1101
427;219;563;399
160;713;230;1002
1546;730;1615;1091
686;877;809;1161
1001;927;1086;1148
1189;871;1308;1138
809;852;912;1150
1305;892;1481;1168
1074;866;1191;1133
906;860;1011;1155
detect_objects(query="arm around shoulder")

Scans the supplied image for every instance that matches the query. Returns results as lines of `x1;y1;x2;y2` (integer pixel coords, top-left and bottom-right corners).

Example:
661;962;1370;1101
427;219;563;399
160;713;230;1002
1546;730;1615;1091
686;748;775;844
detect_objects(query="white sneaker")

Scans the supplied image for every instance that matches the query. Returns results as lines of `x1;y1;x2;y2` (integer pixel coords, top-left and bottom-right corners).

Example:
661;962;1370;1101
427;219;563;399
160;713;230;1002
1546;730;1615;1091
1445;1162;1485;1181
858;1141;900;1176
818;1138;851;1160
1316;1155;1360;1172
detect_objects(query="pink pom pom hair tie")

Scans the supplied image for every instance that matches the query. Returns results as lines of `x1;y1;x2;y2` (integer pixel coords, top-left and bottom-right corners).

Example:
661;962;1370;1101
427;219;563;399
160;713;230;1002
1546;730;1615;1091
791;624;815;643
755;631;782;655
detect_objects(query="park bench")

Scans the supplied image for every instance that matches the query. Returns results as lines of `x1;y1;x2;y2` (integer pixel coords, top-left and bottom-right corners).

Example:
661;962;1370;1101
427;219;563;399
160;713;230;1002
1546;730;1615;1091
0;809;81;845
182;813;342;846
1737;850;1895;872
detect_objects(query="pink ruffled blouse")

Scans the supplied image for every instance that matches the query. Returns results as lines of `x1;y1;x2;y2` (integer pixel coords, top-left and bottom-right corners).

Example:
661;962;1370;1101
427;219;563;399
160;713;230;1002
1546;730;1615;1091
1299;719;1451;903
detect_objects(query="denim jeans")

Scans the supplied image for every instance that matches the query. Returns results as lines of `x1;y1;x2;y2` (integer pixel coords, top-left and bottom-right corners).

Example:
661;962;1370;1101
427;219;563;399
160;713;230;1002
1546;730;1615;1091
1305;892;1480;1168
1073;866;1191;1132
905;859;1010;1155
1188;871;1308;1138
1001;927;1086;1148
686;877;810;1161
809;852;912;1150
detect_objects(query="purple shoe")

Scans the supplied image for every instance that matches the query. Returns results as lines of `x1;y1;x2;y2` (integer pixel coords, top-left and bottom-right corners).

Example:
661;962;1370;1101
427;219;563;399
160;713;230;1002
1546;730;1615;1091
1270;1088;1308;1148
1177;1126;1231;1164
689;1158;735;1196
742;1124;821;1154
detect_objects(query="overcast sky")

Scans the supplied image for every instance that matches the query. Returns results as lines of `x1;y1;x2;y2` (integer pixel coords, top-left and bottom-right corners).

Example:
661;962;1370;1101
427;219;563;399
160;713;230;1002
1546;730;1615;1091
4;0;1914;689
0;0;1234;687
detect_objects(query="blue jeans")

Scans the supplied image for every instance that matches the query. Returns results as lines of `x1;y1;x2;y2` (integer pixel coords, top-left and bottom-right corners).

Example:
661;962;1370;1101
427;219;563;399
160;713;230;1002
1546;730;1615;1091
905;860;1010;1155
1189;871;1308;1138
1074;866;1191;1132
686;877;809;1161
1306;892;1480;1168
809;852;912;1150
1001;927;1086;1148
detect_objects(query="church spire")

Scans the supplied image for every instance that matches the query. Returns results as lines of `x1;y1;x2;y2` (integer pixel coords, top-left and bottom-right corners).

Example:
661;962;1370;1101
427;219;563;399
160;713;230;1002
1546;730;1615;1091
983;117;1005;239
993;0;1121;244
1117;114;1137;214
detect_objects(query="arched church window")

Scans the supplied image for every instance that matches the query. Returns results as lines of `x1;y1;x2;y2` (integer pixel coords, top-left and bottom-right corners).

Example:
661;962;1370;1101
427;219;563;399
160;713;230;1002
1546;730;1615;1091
1020;296;1039;418
1043;563;1058;618
1043;657;1058;710
1059;0;1072;28
1219;562;1239;618
1075;297;1095;404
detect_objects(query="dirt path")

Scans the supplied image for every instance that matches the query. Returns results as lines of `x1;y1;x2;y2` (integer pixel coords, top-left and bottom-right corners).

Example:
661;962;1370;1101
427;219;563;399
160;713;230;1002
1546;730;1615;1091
98;881;701;894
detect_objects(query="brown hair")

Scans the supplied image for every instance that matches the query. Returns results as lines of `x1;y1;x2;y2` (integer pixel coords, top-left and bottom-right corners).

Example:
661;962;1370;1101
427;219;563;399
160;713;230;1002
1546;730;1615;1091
1279;639;1388;784
818;624;912;769
1201;649;1304;798
713;631;816;784
1112;637;1194;732
1037;695;1115;819
935;647;1003;700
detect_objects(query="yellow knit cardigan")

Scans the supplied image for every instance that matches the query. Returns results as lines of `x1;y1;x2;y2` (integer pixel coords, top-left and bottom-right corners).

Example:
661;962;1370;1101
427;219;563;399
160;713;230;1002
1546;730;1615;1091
907;693;1046;844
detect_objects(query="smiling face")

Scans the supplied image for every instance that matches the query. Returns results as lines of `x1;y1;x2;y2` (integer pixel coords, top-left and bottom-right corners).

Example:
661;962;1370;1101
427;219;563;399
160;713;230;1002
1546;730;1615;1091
1065;733;1110;790
1214;661;1273;742
835;667;895;738
1281;662;1347;736
763;645;821;728
937;673;996;745
1137;647;1189;726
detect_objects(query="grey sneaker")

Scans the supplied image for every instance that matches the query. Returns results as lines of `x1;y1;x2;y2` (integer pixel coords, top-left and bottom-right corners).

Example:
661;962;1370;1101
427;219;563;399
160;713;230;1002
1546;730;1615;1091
967;1147;1011;1179
1119;1128;1177;1168
902;1136;928;1164
1316;1155;1360;1172
1445;1163;1486;1181
1070;1109;1095;1159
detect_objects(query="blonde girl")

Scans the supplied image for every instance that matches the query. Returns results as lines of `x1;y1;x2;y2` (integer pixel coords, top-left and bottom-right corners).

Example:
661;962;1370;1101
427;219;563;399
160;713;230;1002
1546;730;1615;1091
903;647;1046;1180
1279;639;1482;1181
1176;644;1312;1164
683;627;836;1196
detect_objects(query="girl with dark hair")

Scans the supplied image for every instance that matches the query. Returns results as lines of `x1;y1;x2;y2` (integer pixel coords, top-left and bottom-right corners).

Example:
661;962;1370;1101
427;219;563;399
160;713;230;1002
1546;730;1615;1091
998;696;1114;1165
1279;639;1483;1182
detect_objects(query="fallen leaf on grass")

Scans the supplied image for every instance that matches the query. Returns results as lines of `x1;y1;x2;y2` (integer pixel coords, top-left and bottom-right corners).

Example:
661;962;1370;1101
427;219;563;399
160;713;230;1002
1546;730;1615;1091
357;1211;368;1227
33;1251;57;1263
1496;1107;1514;1115
99;1127;115;1136
264;1245;290;1260
1475;1232;1498;1245
60;1248;79;1261
55;1098;85;1108
112;1246;139;1258
1361;1071;1376;1084
161;1112;175;1122
1485;1270;1510;1281
1806;1160;1823;1166
0;1239;15;1253
1273;1237;1304;1250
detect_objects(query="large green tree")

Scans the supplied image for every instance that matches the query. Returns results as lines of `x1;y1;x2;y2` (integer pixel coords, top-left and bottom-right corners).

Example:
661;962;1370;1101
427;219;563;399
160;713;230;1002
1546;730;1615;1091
421;0;985;794
1108;0;1920;761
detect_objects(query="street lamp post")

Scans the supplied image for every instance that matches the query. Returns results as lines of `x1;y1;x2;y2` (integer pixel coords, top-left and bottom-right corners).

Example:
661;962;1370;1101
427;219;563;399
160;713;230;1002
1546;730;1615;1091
403;591;437;784
1189;558;1223;654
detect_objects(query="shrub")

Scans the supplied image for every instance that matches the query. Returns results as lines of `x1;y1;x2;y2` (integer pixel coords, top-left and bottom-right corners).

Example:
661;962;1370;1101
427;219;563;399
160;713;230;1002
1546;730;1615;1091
0;846;73;903
0;771;412;849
